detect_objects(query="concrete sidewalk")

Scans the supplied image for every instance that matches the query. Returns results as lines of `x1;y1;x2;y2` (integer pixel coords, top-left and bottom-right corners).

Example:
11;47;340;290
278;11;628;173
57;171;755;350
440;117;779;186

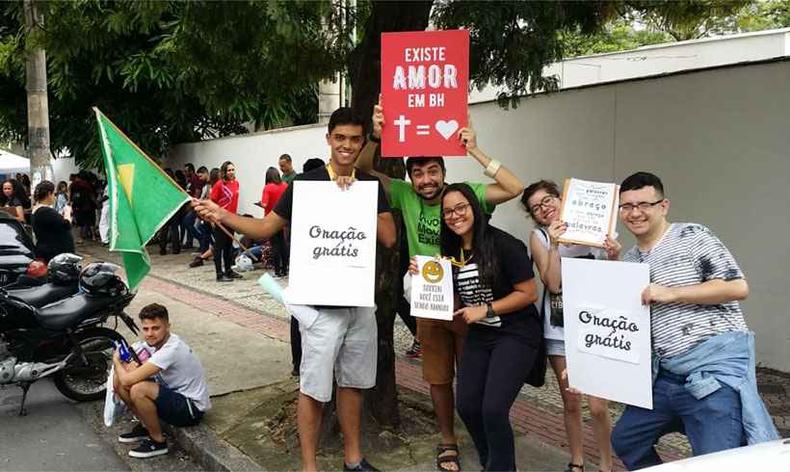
79;242;789;470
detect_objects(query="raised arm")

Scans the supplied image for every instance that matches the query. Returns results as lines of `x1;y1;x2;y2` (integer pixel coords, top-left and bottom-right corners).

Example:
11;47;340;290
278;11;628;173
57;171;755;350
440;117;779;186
458;127;524;206
377;211;396;248
357;100;392;192
529;230;562;294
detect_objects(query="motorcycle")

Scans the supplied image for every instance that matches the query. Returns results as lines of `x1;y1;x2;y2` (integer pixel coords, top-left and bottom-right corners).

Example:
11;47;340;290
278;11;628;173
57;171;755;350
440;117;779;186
0;271;138;416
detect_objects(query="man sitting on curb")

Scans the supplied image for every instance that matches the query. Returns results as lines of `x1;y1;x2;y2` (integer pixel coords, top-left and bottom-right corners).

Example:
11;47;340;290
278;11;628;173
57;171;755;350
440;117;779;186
113;303;211;459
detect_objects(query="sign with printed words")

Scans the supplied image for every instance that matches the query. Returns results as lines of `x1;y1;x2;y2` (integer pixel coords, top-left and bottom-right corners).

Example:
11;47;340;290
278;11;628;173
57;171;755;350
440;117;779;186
410;256;454;321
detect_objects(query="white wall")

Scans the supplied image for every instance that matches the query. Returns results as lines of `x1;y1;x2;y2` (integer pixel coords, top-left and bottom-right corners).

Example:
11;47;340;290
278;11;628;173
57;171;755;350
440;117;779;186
169;60;790;371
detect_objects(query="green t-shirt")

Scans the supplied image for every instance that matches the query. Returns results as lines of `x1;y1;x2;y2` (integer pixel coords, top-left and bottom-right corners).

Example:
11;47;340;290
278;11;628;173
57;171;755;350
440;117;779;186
282;172;297;185
389;179;494;258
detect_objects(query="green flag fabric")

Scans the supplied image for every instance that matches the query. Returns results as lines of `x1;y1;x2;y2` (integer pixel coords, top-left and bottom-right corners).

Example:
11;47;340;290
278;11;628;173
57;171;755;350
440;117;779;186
94;108;189;291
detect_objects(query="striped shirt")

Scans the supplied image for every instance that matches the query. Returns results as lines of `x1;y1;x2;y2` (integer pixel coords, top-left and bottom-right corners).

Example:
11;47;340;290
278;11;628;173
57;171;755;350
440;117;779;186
456;262;501;327
623;222;748;358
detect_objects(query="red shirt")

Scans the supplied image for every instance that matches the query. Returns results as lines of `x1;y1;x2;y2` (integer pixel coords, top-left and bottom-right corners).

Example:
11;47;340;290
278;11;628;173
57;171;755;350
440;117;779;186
260;182;288;215
210;179;239;214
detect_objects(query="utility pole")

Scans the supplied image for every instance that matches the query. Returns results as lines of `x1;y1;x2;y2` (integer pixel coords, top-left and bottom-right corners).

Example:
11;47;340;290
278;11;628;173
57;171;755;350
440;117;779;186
23;0;53;189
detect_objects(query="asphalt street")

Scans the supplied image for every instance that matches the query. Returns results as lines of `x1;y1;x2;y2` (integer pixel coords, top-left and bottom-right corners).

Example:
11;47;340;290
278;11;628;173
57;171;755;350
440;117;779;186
0;378;128;471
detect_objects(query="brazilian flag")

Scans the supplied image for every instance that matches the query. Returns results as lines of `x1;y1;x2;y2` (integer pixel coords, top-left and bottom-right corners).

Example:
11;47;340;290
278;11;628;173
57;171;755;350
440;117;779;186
94;108;189;291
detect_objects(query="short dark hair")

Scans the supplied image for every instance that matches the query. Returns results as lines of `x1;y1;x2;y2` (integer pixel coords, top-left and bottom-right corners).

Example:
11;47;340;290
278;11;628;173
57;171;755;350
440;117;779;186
303;158;325;172
279;154;292;162
521;179;561;217
185;163;195;172
327;107;365;134
620;172;665;197
405;156;445;178
197;166;208;174
139;303;169;322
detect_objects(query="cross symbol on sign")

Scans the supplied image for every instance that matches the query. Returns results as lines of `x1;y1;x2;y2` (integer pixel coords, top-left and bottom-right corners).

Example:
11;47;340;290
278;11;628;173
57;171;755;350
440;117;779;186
393;114;411;143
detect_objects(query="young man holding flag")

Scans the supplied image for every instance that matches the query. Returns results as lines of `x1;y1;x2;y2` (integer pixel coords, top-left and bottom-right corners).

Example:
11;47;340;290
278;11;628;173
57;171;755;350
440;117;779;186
193;107;396;472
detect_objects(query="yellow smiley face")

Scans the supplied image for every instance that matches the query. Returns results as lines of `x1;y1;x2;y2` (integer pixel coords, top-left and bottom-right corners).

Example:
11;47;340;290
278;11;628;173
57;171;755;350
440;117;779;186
421;260;444;284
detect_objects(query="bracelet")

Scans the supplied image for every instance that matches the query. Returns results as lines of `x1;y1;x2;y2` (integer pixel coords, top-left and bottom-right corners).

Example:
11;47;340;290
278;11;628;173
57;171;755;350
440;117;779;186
367;132;381;143
483;159;502;178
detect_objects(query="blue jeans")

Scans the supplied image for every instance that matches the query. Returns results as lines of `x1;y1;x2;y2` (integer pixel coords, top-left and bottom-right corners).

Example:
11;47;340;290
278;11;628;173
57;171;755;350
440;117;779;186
612;370;744;470
195;221;212;253
182;210;197;247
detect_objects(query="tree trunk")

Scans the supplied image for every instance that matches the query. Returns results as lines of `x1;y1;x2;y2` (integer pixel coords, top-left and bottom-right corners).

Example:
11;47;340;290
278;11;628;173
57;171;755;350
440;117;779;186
348;0;433;429
23;0;53;189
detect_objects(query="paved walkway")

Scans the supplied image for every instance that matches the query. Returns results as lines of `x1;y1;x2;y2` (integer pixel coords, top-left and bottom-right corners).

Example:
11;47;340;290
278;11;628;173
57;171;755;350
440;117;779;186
81;242;789;470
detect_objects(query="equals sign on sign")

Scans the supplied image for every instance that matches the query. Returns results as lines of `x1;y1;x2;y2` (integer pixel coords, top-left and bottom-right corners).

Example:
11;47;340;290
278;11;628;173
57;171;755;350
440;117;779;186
416;125;430;136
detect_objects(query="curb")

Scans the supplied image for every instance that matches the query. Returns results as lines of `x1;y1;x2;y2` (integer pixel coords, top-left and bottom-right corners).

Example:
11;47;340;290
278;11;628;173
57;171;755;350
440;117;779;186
164;422;263;471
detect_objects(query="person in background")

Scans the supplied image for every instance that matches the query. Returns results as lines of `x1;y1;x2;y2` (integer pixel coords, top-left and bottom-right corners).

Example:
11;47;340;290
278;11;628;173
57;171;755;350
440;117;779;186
70;171;97;243
522;179;618;472
209;161;240;282
278;153;297;185
1;179;29;223
181;163;203;249
189;167;218;268
31;180;74;262
158;169;185;255
410;183;540;472
260;167;289;277
19;173;31;197
54;181;69;215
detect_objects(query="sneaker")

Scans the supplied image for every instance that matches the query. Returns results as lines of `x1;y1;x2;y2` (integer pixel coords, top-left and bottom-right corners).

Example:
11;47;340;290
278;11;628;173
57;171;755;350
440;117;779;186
216;274;234;282
344;458;380;472
128;438;168;458
405;339;422;359
118;423;149;443
188;257;204;268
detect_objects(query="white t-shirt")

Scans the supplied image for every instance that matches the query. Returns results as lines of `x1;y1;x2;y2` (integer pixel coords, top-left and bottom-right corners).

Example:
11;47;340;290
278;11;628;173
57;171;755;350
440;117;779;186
533;227;604;341
147;334;211;412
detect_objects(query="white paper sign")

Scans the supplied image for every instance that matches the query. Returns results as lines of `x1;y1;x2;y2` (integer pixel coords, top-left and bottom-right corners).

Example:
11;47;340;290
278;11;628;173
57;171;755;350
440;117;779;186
562;257;653;409
410;256;454;321
558;178;619;248
287;181;378;307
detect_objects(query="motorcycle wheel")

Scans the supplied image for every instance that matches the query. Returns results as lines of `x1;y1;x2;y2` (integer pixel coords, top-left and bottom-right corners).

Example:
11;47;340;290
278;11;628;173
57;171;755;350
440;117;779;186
53;327;124;402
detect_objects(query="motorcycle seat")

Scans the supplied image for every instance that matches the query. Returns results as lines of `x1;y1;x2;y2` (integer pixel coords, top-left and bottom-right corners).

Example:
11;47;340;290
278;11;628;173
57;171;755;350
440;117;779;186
8;283;78;308
35;294;119;331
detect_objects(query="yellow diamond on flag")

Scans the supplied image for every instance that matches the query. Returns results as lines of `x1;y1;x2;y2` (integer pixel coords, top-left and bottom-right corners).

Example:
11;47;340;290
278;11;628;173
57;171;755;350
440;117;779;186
117;163;135;204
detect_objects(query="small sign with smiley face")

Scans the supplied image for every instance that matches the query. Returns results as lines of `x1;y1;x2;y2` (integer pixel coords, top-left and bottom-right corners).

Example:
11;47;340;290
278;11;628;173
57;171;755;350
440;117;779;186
411;255;454;321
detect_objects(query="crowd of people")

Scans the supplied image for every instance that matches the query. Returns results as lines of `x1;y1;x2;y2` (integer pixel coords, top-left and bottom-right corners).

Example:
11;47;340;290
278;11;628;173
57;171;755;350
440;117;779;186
189;104;777;472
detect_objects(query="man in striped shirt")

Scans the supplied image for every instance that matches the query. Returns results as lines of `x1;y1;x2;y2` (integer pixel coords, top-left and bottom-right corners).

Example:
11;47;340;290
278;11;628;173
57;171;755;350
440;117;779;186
610;172;767;469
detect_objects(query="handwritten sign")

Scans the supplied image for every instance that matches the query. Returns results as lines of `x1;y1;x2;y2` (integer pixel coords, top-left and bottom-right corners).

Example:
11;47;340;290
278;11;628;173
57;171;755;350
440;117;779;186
380;29;469;157
410;256;454;321
562;258;652;409
558;178;619;248
287;181;378;307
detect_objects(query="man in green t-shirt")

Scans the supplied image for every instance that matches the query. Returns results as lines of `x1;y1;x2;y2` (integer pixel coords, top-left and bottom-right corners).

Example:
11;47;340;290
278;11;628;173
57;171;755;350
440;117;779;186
279;153;297;185
356;102;523;471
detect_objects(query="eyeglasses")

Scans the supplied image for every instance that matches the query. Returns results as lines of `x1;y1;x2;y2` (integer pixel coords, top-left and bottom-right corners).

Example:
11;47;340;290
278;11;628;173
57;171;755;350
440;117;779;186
331;133;364;145
619;199;664;213
442;202;471;219
529;195;557;215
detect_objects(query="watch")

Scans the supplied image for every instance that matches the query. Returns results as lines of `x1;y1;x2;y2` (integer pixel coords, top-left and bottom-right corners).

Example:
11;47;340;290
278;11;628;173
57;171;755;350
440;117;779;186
485;302;496;318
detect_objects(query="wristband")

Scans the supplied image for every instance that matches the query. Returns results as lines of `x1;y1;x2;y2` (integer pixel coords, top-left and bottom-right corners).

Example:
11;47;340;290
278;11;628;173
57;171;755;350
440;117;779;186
368;132;381;143
483;159;502;178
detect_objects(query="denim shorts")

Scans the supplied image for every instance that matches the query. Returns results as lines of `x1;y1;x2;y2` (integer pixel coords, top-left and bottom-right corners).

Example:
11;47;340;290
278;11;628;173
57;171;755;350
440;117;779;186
155;385;203;427
288;304;377;402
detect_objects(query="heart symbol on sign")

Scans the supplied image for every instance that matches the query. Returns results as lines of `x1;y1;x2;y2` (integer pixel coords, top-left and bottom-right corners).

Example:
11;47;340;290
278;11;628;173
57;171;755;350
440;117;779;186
435;120;459;140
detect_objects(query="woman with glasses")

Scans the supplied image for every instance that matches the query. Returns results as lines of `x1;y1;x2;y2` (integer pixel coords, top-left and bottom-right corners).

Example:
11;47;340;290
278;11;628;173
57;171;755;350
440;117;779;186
210;161;240;282
521;180;620;472
411;183;540;471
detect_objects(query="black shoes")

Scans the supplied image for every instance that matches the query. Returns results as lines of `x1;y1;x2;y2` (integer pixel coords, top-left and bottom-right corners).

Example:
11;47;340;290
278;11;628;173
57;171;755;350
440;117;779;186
343;458;380;472
189;257;204;268
128;438;168;458
226;271;243;279
118;423;149;443
216;274;234;282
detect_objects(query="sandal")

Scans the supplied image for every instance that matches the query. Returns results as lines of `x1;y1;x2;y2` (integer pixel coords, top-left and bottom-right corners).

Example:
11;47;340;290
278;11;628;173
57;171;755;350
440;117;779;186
436;443;461;471
565;464;584;472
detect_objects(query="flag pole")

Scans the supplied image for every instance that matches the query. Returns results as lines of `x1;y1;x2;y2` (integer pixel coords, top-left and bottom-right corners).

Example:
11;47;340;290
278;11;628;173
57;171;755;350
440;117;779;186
93;107;249;253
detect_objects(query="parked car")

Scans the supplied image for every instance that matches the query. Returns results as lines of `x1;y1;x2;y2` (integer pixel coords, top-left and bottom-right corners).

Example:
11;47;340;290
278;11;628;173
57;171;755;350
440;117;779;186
644;438;790;471
0;211;45;286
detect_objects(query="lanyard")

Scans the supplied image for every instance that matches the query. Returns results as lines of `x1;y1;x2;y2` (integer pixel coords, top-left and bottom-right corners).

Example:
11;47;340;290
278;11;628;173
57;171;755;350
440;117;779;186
325;163;356;182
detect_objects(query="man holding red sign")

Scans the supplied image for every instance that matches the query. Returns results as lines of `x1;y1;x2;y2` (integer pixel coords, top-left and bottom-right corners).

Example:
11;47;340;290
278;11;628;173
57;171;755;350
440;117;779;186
357;97;523;470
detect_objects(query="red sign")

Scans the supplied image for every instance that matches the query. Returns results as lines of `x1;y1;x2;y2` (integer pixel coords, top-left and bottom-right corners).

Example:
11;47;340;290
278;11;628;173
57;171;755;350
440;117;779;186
380;29;469;158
